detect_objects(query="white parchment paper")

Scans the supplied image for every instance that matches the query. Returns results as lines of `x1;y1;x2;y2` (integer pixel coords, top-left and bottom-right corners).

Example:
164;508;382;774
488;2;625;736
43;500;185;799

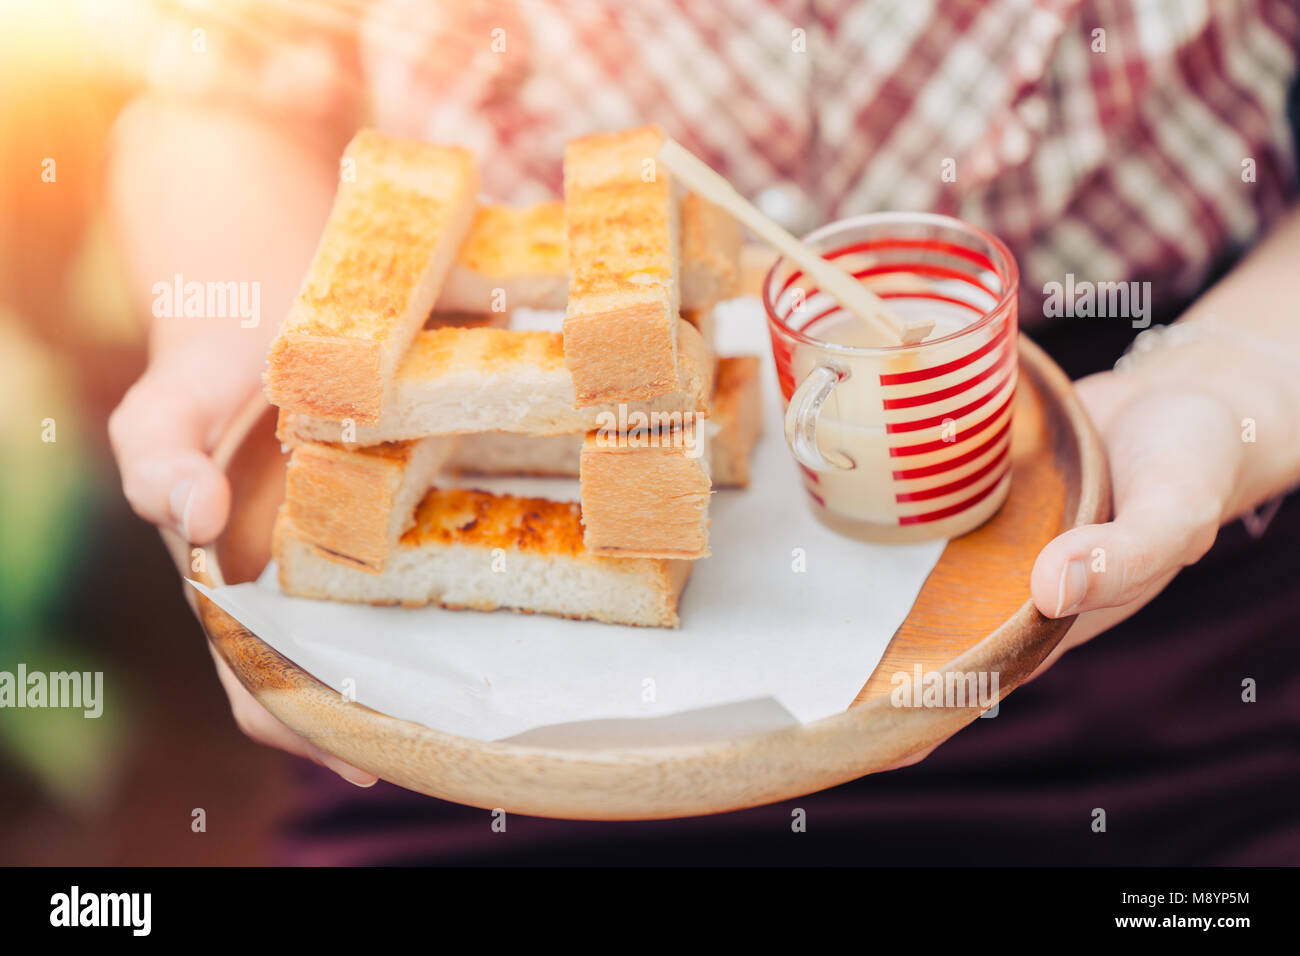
191;302;945;746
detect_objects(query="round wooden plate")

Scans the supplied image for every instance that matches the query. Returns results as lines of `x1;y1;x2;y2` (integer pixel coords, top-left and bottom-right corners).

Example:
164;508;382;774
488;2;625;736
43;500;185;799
186;334;1108;820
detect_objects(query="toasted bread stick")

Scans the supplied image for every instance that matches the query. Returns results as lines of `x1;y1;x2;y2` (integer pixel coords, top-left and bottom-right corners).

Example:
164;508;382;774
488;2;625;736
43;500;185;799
278;355;758;572
265;130;478;424
282;437;456;573
446;355;756;485
437;202;570;314
274;491;693;628
579;417;712;559
563;125;682;406
436;198;740;314
277;319;713;445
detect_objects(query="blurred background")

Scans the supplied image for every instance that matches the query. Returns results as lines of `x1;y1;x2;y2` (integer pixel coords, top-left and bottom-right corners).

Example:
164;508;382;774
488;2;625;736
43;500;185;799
0;0;294;865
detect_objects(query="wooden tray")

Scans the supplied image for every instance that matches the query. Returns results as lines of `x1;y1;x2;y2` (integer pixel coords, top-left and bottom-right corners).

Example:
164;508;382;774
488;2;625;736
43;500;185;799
185;334;1108;820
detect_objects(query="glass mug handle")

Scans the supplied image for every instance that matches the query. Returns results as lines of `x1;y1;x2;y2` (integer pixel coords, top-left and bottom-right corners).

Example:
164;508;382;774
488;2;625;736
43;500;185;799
783;364;855;471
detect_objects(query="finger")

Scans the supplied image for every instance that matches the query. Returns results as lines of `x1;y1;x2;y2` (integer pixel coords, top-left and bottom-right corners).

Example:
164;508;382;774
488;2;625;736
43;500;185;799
1030;500;1215;618
238;702;381;789
1031;388;1233;618
1024;570;1177;682
210;648;378;788
109;373;231;544
879;741;939;772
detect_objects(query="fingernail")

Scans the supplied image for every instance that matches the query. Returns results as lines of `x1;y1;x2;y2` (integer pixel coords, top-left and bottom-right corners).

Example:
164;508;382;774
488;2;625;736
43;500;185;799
325;758;377;787
1054;559;1087;617
169;480;195;540
336;769;378;788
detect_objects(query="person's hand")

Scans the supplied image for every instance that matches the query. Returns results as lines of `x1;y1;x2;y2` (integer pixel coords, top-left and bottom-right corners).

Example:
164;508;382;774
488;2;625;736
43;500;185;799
106;87;375;786
109;340;379;788
883;367;1242;772
108;338;242;545
886;204;1300;773
1025;369;1239;670
208;646;378;787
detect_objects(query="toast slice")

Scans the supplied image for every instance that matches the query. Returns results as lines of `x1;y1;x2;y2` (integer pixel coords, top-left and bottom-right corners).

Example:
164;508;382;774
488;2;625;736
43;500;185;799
279;356;758;574
265;130;478;424
563;125;682;406
708;356;763;488
680;193;743;308
446;355;757;484
277;318;713;445
437;198;740;314
282;436;456;572
273;491;693;627
579;417;712;559
437;202;570;314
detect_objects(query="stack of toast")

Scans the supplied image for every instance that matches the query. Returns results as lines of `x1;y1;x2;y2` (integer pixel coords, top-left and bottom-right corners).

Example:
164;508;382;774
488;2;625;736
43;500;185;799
265;126;763;627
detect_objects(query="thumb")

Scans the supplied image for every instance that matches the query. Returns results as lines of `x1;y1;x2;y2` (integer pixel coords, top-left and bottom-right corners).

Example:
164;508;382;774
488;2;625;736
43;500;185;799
108;364;234;545
1031;388;1235;618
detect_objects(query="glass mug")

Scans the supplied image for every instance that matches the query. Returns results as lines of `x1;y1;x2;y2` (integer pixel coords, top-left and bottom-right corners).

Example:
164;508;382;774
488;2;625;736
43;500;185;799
764;212;1019;544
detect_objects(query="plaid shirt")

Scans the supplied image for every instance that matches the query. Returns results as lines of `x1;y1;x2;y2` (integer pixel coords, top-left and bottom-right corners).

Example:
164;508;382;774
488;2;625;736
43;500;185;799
134;0;1300;319
360;0;1299;318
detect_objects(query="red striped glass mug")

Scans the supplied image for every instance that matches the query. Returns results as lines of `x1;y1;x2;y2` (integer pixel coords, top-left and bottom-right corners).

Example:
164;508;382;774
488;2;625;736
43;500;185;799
764;212;1019;543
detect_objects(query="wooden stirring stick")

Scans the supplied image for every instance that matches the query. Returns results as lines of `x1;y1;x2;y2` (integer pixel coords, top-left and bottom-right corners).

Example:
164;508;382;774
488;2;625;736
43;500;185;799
657;139;933;346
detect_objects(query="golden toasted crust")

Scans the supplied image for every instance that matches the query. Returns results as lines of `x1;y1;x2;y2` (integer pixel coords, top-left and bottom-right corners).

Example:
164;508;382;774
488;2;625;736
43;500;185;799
563;124;681;406
398;327;567;382
564;303;680;406
579;421;712;559
711;356;763;488
283;444;407;571
273;500;692;627
267;334;383;424
403;487;587;555
281;431;458;572
440;197;737;314
404;484;699;569
564;185;676;305
265;130;478;424
286;188;460;343
564;126;669;189
457;201;567;277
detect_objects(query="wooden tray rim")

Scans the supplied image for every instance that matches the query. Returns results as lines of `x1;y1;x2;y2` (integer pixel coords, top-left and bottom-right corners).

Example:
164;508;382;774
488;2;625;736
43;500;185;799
189;334;1109;819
